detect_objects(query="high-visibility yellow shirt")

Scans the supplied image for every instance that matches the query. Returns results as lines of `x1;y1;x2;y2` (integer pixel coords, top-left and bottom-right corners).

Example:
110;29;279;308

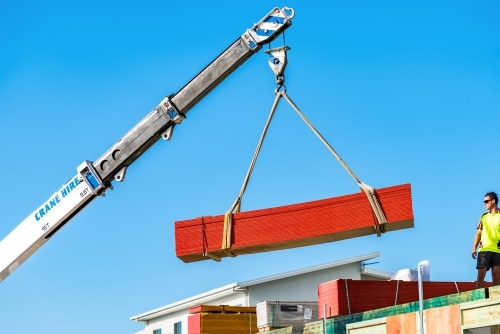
478;211;500;253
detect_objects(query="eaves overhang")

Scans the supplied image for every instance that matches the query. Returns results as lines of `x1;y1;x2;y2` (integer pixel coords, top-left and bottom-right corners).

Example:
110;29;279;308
130;283;241;322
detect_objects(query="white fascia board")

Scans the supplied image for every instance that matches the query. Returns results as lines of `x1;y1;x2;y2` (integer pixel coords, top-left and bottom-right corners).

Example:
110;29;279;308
130;282;239;322
361;267;394;280
237;252;380;288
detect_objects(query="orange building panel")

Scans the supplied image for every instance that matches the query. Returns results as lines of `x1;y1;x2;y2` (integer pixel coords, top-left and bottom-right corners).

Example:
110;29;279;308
424;304;460;334
386;312;417;334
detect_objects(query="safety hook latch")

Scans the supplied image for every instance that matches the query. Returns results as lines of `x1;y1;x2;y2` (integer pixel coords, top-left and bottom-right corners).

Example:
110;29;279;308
264;46;291;85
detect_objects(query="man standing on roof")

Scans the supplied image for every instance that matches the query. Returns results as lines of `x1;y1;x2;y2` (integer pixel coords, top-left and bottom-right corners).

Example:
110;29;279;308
472;192;500;288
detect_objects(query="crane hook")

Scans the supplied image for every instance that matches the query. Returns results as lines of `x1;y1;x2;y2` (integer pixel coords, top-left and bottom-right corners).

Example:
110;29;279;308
264;46;291;93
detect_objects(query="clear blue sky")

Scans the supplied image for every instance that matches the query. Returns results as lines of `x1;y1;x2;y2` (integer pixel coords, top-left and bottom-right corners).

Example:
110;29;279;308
1;1;499;333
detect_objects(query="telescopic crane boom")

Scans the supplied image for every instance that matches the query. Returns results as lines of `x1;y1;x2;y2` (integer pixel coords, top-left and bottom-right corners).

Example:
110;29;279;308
0;7;295;282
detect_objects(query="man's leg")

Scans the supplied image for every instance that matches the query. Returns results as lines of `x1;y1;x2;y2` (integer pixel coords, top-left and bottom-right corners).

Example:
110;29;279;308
491;253;500;286
477;267;488;288
476;252;491;288
492;266;500;286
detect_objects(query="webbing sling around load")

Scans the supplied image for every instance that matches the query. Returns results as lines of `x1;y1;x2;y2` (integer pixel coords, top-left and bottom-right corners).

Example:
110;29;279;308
280;90;388;236
208;46;388;260
222;92;282;257
202;93;281;261
214;90;388;259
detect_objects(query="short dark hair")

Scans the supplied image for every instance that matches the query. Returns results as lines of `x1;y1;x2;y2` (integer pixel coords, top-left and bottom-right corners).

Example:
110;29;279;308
486;192;498;204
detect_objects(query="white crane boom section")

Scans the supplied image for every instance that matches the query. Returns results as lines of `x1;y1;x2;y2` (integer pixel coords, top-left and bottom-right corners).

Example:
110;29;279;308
0;7;295;282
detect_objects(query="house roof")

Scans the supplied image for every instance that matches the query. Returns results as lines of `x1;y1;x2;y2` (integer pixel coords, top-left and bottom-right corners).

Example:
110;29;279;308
130;252;382;322
237;252;380;287
130;282;239;322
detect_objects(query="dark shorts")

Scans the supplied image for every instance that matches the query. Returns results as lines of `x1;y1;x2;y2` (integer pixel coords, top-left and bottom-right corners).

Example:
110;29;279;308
477;251;500;270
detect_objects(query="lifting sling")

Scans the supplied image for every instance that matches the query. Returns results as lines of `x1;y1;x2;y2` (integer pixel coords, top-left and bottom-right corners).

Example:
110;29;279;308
205;46;388;260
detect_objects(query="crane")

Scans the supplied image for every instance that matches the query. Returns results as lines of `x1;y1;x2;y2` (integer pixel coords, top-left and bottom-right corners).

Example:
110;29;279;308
0;6;295;282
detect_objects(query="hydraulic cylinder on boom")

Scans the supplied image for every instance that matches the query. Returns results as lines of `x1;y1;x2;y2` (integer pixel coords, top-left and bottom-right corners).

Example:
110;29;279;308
0;6;295;282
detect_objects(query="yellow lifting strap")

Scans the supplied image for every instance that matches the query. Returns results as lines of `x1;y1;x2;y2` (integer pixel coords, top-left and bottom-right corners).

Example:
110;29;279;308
221;92;282;256
219;90;388;258
280;91;388;236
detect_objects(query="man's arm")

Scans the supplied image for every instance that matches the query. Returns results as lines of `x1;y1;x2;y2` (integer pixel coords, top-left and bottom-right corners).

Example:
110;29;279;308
472;224;482;259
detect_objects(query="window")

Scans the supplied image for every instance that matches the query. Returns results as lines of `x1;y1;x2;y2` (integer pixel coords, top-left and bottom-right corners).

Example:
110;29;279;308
153;329;162;334
174;321;182;334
